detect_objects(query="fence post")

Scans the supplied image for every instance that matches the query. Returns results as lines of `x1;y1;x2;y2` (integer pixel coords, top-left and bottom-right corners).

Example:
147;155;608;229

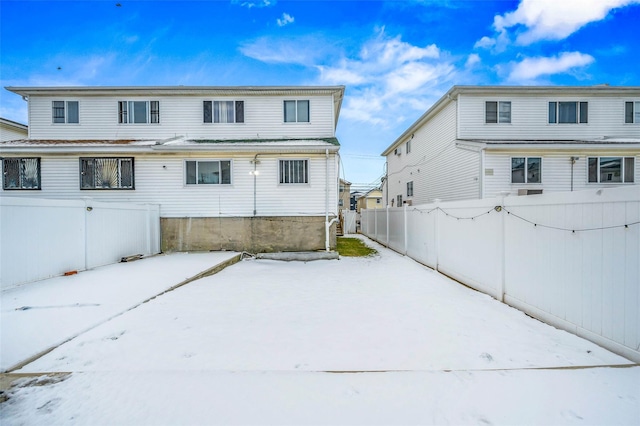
386;205;390;247
496;193;508;302
433;199;441;271
403;203;408;255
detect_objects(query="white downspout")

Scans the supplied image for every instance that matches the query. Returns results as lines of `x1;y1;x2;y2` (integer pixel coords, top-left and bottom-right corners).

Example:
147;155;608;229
325;149;338;251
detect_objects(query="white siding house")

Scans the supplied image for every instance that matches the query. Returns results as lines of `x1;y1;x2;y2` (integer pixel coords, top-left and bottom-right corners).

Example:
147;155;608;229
1;86;345;252
383;86;640;204
0;117;28;141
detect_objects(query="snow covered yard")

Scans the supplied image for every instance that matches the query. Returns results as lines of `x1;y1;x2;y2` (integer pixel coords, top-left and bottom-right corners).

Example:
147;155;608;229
1;236;638;425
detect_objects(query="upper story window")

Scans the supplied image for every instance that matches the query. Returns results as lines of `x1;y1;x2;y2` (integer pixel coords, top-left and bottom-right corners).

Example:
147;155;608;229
118;101;159;124
279;159;308;184
588;157;634;183
2;158;41;190
625;101;640;123
80;157;134;189
485;101;511;123
406;140;412;154
407;181;414;197
203;101;244;124
284;100;309;123
548;101;588;124
511;157;541;184
52;101;79;124
185;160;231;185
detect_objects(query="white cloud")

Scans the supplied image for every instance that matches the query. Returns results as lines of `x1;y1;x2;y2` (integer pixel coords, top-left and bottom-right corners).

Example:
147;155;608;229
276;13;294;27
508;51;595;81
235;0;273;9
493;0;640;45
474;36;495;49
465;53;481;68
240;36;329;66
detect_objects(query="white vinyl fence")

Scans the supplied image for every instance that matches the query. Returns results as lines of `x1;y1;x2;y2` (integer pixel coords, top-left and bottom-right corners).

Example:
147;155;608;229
361;186;640;362
1;197;160;290
341;209;359;234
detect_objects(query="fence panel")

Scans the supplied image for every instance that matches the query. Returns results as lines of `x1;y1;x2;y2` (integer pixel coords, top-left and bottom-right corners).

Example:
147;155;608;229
1;197;160;290
406;206;437;268
436;199;503;298
374;208;388;245
342;210;358;234
388;208;405;253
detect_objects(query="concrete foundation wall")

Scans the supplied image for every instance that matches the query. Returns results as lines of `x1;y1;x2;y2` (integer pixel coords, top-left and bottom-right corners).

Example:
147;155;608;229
162;216;336;253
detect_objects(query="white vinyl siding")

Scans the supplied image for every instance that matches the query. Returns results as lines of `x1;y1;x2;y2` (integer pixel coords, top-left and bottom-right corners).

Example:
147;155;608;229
27;95;335;140
386;101;480;204
0;153;338;217
458;94;640;140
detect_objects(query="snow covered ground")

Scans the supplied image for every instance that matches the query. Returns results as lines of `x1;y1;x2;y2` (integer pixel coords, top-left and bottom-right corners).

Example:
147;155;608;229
1;236;638;425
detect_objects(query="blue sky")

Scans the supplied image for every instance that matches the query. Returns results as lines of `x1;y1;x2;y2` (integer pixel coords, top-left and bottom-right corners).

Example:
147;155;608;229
2;0;640;189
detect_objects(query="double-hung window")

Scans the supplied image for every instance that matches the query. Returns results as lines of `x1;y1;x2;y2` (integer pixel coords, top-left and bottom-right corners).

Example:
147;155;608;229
511;157;541;184
485;101;511;123
203;101;244;123
588;157;634;183
284;100;309;123
549;101;588;124
185;160;231;185
279;159;308;184
625;102;640;123
406;140;412;154
80;158;134;189
52;101;79;124
118;101;159;124
2;158;41;190
407;181;414;197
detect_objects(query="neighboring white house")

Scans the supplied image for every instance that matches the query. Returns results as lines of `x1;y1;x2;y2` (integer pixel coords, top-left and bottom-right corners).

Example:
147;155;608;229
0;117;28;141
0;85;345;252
382;85;640;206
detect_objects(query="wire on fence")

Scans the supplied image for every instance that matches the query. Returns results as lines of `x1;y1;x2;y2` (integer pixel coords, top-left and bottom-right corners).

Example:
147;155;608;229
503;208;640;233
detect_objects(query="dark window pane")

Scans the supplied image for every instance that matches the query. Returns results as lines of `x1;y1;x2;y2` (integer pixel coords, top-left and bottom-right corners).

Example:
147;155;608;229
150;101;159;123
527;158;541;183
485;101;497;123
297;100;309;122
119;102;128;124
3;159;20;188
53;101;65;123
133;101;147;123
625;102;633;123
499;101;511;123
120;159;134;188
588;158;598;182
81;159;96;188
284;101;296;122
599;157;622;183
221;161;231;184
235;101;244;123
203;101;212;123
198;161;220;184
624;157;634;182
67;101;79;123
579;102;588;123
186;161;196;184
511;157;525;183
558;102;577;123
548;102;557;124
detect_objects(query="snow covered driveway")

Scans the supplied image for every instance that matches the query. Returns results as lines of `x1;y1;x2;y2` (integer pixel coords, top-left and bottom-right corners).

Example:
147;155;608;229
1;237;638;424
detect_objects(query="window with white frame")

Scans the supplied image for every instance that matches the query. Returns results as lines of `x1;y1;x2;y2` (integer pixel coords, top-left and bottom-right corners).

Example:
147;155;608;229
2;158;41;190
185;160;231;185
406;140;412;154
485;101;511;123
80;158;134;189
625;101;640;123
284;100;309;123
203;101;244;123
279;159;308;184
397;194;403;206
118;101;159;124
588;157;634;183
52;101;79;124
548;101;588;124
511;157;541;184
407;181;414;197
